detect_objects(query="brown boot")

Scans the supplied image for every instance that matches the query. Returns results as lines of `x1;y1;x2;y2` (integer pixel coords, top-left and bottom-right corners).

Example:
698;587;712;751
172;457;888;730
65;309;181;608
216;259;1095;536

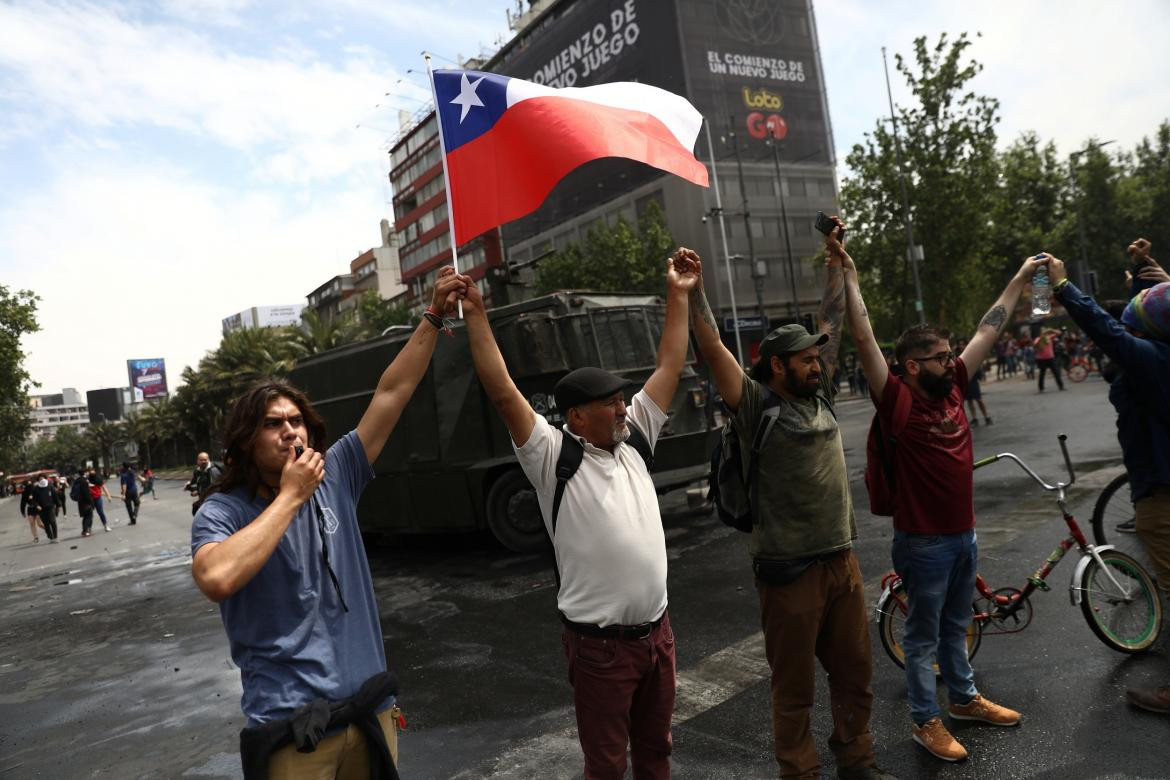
911;717;967;762
949;694;1021;726
1126;686;1170;714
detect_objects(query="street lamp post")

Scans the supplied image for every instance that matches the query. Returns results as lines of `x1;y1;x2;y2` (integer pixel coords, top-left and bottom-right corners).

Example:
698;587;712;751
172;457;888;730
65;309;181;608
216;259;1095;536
703;122;746;367
764;139;801;320
1069;139;1116;293
882;47;926;324
728;125;768;341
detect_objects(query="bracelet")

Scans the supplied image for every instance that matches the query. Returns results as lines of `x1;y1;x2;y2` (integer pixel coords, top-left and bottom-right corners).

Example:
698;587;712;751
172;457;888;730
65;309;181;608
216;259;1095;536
422;310;454;337
1052;278;1070;294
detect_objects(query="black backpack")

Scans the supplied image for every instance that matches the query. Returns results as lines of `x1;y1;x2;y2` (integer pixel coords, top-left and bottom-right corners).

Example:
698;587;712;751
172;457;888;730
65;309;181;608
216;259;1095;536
708;396;783;533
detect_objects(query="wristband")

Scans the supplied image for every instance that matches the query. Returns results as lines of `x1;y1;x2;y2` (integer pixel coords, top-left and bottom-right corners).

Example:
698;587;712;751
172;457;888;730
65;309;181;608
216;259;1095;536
1052;278;1070;295
422;310;454;337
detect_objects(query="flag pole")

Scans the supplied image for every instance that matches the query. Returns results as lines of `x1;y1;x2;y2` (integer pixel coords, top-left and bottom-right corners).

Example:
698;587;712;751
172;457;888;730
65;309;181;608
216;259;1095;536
704;121;744;367
423;52;463;318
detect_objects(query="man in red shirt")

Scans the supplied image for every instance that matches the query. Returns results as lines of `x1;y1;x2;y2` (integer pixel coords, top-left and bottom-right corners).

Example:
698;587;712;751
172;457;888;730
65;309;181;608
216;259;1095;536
1032;328;1065;392
841;232;1048;762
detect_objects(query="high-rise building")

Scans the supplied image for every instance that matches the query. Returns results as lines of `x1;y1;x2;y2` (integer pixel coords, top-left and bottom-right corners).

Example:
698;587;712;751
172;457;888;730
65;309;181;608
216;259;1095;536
485;0;838;357
28;388;89;443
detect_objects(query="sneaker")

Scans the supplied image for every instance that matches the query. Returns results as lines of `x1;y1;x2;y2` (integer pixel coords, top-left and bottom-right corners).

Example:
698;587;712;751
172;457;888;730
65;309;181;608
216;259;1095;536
971;418;979;427
50;539;58;544
984;417;993;425
838;764;899;779
104;525;110;532
912;717;967;762
1126;685;1170;714
1116;518;1138;534
949;694;1020;726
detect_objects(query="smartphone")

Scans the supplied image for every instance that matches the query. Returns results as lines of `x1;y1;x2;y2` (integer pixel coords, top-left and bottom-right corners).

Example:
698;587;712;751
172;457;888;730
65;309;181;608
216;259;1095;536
814;211;845;242
294;445;304;458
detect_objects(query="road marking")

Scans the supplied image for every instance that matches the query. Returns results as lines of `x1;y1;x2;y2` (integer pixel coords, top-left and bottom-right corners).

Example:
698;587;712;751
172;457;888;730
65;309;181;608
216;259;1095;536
468;631;770;779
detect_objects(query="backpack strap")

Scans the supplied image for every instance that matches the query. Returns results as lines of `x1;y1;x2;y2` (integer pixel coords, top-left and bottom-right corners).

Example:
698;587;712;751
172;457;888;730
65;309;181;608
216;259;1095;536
625;421;654;469
746;395;784;528
551;431;585;538
875;383;915;492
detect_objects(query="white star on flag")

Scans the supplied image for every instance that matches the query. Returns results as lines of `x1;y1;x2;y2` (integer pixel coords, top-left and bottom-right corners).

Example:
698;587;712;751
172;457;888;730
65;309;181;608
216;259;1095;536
449;73;485;123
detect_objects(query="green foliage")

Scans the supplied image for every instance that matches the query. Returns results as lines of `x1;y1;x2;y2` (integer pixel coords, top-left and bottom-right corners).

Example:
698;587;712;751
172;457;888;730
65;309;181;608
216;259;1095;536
0;285;40;473
24;425;97;474
842;32;1000;337
534;200;675;295
356;290;413;334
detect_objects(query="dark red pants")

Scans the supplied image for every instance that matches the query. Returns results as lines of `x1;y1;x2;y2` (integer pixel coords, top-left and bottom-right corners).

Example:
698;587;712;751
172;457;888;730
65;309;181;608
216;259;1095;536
561;612;676;780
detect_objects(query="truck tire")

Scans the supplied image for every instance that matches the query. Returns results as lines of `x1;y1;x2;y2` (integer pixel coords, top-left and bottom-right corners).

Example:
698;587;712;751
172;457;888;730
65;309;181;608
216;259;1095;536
486;468;549;553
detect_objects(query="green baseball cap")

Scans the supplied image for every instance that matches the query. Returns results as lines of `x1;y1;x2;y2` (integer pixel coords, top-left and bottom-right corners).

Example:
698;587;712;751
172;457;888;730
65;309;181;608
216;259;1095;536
758;323;828;360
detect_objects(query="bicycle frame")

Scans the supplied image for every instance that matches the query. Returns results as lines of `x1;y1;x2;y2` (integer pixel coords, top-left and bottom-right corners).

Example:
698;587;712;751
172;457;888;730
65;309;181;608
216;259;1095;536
973;435;1134;607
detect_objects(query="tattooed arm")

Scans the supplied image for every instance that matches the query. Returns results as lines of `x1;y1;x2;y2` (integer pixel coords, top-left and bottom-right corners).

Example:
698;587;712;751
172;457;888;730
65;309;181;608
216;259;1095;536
684;250;748;412
837;227;890;400
817;238;847;383
959;254;1050;373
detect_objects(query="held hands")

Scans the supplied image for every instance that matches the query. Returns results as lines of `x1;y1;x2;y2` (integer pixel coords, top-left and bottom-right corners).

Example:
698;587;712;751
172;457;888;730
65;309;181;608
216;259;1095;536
455;272;484;313
280;444;325;505
1018;252;1053;282
429;266;469;315
824;216;853;271
667;247;701;293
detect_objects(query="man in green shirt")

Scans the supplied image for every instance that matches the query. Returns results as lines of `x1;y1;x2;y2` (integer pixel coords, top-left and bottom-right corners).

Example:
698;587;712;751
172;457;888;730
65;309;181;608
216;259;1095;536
687;225;891;780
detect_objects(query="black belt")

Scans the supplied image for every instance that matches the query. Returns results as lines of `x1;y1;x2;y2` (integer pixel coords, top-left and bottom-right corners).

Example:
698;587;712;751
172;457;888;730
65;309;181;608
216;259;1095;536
561;611;665;640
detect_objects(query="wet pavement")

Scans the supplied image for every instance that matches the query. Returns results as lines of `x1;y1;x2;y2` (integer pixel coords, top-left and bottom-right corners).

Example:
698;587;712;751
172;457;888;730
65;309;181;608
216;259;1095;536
1;372;1167;779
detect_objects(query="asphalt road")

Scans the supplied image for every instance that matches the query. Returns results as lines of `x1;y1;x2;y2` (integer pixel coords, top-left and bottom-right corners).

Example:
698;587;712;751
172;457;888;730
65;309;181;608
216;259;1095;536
1;371;1166;779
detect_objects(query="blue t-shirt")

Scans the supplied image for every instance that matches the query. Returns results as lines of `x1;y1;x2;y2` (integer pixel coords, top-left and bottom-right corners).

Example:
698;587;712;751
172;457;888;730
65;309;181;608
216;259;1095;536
191;431;386;726
120;471;138;496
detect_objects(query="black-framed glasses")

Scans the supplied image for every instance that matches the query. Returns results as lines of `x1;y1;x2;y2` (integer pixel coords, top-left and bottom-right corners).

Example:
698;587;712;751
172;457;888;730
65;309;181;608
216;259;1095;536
911;351;956;366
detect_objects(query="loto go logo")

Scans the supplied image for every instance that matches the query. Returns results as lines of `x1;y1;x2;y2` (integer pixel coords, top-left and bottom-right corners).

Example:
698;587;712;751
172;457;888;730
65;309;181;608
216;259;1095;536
745;112;788;140
741;86;782;111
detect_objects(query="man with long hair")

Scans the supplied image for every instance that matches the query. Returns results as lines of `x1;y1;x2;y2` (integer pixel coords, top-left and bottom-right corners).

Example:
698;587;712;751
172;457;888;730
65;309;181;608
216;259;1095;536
191;268;466;777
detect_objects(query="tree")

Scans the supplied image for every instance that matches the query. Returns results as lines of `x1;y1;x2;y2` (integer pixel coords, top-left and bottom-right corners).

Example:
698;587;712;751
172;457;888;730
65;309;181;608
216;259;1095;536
292;308;365;356
534;200;675;294
356;290;413;335
986;133;1069;280
0;285;40;473
86;419;123;474
841;32;1000;338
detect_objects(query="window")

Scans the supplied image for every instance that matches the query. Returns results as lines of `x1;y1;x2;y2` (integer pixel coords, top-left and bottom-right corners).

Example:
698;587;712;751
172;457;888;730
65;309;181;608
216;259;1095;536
784;177;806;197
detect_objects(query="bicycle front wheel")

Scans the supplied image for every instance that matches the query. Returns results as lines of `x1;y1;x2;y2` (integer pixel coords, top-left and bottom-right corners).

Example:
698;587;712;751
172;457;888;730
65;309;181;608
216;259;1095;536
1079;550;1162;653
1091;472;1152;576
876;577;982;670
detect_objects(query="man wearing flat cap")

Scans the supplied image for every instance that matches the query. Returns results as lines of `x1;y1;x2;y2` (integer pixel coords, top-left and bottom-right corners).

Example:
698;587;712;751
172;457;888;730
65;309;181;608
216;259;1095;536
686;219;893;780
458;250;699;780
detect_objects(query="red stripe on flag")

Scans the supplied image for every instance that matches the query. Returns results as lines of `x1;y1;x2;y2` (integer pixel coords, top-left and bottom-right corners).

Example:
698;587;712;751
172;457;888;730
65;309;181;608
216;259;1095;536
445;95;708;245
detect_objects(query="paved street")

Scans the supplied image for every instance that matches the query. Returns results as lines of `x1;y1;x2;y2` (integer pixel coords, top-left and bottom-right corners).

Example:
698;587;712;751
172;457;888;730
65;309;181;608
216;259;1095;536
1;372;1167;779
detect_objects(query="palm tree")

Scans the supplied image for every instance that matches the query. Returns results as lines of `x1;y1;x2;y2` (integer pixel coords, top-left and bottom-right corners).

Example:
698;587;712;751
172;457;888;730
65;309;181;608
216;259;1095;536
86;419;123;474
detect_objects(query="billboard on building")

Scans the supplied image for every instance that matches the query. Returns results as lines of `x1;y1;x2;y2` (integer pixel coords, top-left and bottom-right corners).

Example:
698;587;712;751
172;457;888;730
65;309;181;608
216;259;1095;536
255;305;304;328
490;0;687;242
126;358;168;399
677;0;832;165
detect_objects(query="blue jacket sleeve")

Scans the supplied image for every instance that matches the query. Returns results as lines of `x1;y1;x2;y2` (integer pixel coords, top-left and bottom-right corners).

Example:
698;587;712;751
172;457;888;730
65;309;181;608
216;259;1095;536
1056;280;1165;384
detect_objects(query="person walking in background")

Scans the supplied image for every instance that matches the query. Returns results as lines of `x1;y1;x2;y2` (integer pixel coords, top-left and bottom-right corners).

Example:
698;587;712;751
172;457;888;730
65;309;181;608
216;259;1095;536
142;466;156;500
87;468;113;531
120;462;141;525
71;469;96;536
1033;329;1065;392
1020;336;1036;379
55;477;67;517
956;339;992;426
185;452;224;515
30;476;59;543
20;479;40;543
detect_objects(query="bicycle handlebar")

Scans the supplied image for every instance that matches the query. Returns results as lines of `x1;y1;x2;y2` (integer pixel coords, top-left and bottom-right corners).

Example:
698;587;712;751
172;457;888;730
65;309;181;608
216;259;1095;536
973;434;1076;492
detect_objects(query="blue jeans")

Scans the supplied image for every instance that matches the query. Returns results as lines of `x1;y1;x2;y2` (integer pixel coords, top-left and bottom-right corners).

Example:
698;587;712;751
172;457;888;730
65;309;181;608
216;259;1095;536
93;497;108;527
891;529;979;725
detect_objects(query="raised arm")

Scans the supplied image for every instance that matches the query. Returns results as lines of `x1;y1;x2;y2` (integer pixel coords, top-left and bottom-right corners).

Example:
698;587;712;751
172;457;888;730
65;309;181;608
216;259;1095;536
687;251;747;412
816;218;847;382
642;249;699;414
835;226;889;399
355;267;467;465
960;254;1047;373
460;276;538;447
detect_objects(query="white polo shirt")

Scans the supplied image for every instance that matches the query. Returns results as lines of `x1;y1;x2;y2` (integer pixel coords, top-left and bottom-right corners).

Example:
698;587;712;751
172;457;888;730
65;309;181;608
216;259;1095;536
513;390;668;627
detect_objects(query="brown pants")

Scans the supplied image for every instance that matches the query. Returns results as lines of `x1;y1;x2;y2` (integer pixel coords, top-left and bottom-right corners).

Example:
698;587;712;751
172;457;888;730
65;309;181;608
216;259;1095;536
266;707;399;779
757;550;875;779
1136;486;1170;601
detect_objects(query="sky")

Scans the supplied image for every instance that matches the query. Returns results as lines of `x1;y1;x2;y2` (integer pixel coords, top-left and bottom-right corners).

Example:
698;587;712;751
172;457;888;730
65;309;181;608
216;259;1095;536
3;0;1168;399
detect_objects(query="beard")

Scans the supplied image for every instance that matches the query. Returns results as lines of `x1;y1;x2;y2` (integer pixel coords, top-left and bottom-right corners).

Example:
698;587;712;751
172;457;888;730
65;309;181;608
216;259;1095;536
611;419;631;445
918;369;955;400
784;371;820;399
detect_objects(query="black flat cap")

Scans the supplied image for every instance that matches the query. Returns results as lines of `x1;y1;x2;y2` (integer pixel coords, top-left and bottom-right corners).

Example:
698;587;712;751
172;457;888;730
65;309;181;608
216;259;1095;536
554;367;632;411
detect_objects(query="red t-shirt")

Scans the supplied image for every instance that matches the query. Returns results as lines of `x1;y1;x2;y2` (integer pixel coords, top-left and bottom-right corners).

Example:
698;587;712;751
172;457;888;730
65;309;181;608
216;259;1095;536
878;358;975;534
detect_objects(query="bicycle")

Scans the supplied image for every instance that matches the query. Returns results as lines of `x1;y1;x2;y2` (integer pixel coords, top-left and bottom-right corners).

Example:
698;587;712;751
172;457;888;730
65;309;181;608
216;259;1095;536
1091;471;1154;578
876;435;1162;670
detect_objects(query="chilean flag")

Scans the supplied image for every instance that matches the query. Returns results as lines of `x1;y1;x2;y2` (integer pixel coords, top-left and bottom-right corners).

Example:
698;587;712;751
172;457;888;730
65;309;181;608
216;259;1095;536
432;69;709;246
